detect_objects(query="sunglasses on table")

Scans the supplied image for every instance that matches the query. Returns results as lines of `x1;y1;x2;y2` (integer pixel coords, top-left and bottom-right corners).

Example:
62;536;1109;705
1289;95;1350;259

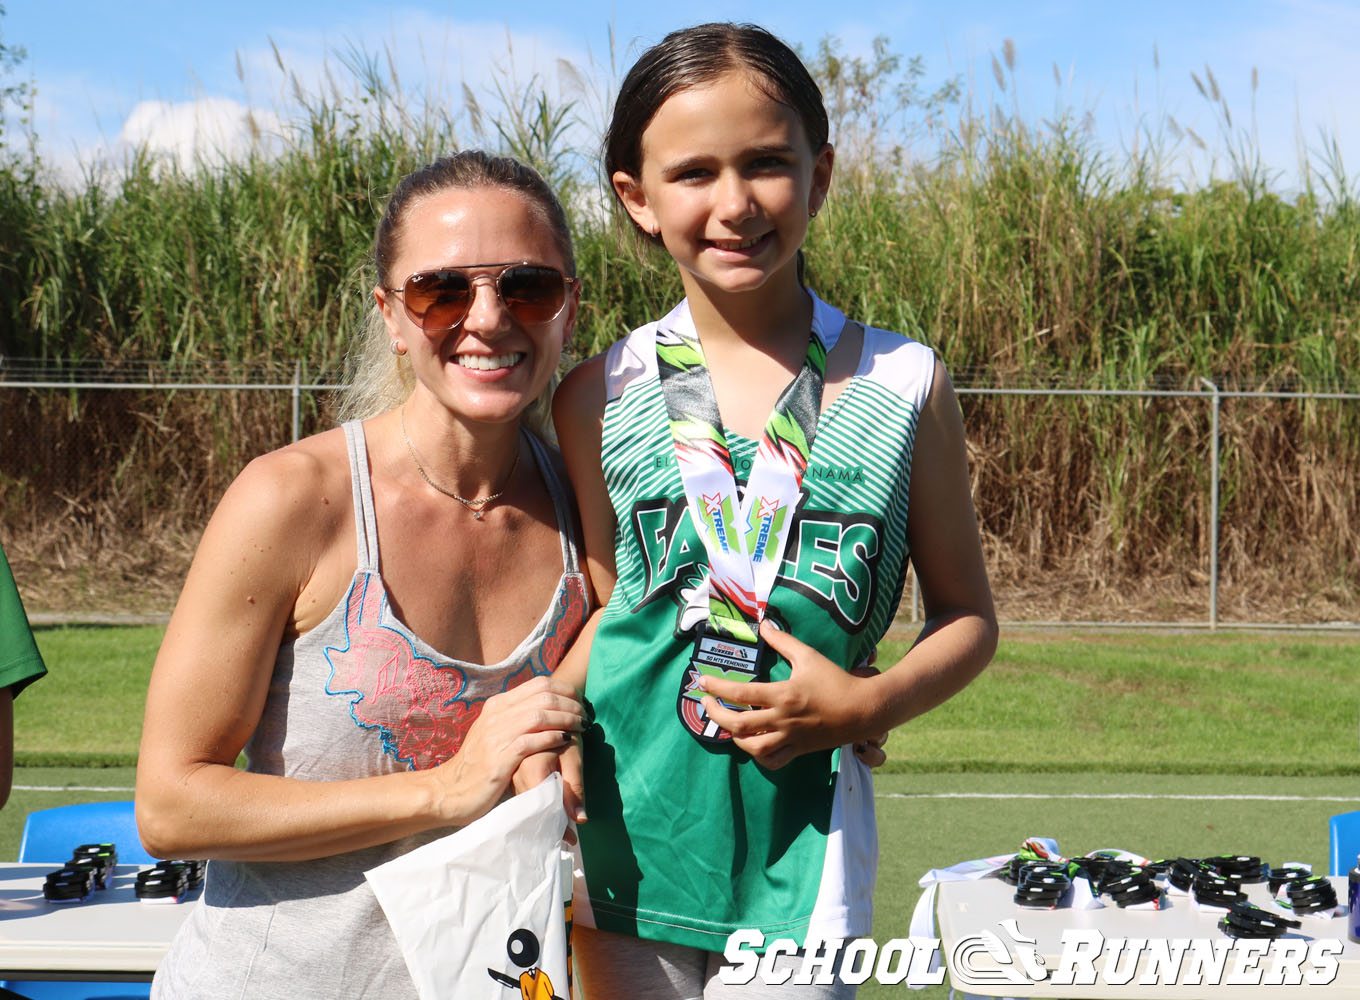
384;261;578;332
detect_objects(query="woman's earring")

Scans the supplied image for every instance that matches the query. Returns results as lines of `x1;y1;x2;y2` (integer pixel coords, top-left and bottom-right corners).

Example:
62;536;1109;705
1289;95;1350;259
809;208;819;219
390;340;406;356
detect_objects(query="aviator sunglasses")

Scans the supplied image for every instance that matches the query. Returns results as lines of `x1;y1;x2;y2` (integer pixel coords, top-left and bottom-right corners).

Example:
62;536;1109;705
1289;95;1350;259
384;261;577;333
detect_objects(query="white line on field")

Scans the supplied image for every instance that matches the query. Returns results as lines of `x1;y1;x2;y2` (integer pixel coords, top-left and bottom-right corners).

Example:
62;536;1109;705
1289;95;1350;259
879;792;1360;802
15;785;135;793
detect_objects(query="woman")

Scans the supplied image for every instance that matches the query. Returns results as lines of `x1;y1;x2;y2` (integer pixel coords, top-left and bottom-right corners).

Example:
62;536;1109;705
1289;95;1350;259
136;151;589;999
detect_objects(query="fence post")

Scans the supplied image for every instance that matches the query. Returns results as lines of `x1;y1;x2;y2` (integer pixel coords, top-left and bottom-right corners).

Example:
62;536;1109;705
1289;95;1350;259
291;362;302;443
1198;377;1220;631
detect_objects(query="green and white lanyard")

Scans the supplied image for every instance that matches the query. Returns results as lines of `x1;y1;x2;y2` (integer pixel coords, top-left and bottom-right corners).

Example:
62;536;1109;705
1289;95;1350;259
655;299;839;744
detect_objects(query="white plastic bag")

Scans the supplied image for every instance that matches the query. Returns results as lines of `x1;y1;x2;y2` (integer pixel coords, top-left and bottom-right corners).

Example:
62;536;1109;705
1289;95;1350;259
366;774;570;1000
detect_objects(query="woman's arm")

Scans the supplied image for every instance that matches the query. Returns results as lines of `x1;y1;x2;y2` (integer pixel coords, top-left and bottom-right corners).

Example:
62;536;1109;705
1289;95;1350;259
698;363;998;768
135;443;583;861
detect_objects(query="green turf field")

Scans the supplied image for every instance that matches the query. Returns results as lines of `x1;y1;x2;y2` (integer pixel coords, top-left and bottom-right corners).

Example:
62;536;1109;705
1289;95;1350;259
17;625;1360;773
14;625;162;765
7;625;1358;997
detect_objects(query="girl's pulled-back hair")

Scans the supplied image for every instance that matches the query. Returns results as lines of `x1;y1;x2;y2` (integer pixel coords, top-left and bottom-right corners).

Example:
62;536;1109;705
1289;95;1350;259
605;22;829;243
339;150;575;434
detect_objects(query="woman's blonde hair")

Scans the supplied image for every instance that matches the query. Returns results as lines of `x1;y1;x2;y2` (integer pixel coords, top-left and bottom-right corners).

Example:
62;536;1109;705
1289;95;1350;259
338;151;574;438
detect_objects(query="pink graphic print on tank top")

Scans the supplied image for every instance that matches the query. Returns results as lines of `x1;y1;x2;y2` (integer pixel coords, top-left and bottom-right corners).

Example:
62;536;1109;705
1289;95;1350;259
323;571;588;771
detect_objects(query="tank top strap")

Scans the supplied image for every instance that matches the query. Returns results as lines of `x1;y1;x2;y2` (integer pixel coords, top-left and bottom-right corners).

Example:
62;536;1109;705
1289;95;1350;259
524;431;581;575
342;420;381;573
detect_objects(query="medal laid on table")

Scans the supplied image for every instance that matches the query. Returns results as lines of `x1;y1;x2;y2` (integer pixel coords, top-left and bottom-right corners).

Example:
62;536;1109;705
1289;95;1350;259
656;301;840;746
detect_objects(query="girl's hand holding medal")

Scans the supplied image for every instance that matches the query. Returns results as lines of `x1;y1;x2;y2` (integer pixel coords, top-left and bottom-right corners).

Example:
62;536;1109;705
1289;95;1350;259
695;619;888;770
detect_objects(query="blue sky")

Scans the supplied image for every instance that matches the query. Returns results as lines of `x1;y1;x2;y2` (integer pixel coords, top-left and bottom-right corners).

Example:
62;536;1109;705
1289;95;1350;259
4;1;1357;191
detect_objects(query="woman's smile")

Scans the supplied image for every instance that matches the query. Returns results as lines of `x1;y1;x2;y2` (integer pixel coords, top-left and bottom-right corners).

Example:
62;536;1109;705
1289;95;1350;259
454;351;526;372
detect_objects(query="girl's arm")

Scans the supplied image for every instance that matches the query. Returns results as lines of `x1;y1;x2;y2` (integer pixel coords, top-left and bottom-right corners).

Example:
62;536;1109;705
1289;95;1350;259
135;445;583;861
510;355;620;816
552;354;620;611
548;353;622;703
697;363;997;769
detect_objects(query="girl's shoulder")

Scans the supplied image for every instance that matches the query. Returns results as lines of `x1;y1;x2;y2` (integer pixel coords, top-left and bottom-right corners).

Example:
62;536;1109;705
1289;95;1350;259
560;319;664;412
853;321;936;368
604;322;661;402
818;295;937;406
852;324;937;412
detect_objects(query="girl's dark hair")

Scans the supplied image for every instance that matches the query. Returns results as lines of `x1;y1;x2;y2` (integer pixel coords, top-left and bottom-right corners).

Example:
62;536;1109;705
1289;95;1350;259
605;22;829;241
374;150;575;285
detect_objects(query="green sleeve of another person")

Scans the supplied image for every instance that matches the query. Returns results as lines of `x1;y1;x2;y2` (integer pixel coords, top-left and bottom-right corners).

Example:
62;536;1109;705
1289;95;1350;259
0;545;47;696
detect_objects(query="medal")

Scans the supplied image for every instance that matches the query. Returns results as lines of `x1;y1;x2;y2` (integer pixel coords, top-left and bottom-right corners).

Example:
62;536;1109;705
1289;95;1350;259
676;627;769;743
656;300;844;746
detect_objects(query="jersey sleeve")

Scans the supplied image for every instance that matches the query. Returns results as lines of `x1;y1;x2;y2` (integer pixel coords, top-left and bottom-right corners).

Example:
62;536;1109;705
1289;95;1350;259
0;547;47;697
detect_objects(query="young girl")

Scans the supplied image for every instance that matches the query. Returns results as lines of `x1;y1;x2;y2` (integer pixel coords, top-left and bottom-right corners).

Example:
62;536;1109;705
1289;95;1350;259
552;23;997;998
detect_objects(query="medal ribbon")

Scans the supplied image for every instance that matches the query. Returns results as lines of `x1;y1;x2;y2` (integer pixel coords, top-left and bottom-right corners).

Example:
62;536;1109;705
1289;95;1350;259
656;304;831;643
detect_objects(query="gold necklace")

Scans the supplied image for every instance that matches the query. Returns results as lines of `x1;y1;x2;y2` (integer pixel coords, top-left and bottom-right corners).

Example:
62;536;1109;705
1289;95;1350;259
400;406;520;520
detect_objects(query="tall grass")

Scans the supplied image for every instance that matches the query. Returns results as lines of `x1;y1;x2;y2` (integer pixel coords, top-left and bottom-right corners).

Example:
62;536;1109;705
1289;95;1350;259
0;38;1356;620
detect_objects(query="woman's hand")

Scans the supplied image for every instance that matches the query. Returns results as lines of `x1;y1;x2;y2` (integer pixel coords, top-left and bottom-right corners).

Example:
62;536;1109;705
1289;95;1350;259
437;675;583;827
696;620;883;770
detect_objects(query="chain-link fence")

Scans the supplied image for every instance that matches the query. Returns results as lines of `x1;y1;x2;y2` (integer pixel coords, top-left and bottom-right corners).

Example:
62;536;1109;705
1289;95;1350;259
949;375;1360;631
2;359;1357;630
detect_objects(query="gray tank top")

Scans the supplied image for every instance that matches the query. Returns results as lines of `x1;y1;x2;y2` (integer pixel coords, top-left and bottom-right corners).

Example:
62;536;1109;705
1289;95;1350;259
153;421;588;999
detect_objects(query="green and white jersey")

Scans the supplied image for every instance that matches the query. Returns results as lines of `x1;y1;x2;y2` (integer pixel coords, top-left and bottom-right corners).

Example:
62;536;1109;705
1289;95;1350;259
576;293;935;952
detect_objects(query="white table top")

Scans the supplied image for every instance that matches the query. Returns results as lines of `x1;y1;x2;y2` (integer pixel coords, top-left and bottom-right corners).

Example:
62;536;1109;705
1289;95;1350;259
0;863;198;976
936;875;1360;998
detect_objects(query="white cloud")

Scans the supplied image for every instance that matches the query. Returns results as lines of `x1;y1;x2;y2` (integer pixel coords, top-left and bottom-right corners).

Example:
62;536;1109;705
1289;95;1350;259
116;98;285;172
24;13;611;181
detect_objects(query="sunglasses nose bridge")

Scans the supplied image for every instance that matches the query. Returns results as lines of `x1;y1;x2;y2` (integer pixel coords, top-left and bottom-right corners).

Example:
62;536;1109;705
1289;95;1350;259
458;272;513;335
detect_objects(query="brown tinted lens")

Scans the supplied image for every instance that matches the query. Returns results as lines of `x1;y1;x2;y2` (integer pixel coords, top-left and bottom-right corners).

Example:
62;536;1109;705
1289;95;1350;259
499;266;566;324
405;270;472;330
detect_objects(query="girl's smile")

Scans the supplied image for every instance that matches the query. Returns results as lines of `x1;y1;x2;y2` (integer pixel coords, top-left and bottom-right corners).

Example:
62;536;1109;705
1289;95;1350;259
704;231;774;257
